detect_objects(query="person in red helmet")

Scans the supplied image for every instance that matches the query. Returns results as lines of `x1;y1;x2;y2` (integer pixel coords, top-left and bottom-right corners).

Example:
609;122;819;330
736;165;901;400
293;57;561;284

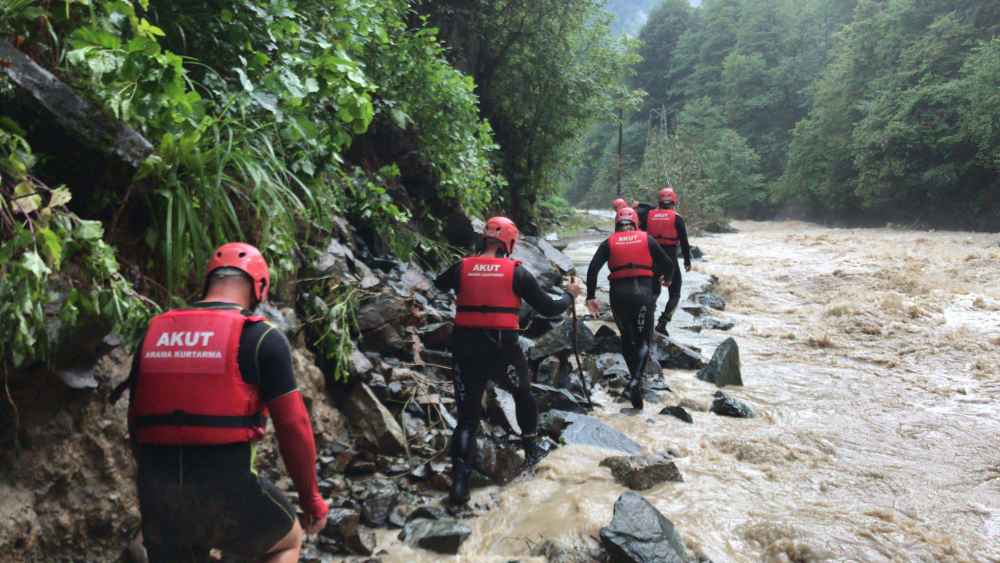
434;217;580;505
612;198;627;212
111;243;327;563
634;188;692;336
584;208;674;409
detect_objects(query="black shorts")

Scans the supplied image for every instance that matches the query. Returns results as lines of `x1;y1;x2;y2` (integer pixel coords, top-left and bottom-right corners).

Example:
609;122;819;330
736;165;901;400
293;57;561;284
137;443;296;563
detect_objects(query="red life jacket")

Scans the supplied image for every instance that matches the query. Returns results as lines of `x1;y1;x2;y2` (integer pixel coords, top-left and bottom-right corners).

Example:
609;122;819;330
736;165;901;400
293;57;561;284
608;231;654;280
646;209;679;246
131;308;268;446
454;257;522;330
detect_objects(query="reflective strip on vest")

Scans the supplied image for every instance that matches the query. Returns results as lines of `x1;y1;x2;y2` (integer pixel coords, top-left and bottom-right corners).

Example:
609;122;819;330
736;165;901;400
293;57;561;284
646;209;679;246
608;231;655;280
454;257;522;330
131;308;268;446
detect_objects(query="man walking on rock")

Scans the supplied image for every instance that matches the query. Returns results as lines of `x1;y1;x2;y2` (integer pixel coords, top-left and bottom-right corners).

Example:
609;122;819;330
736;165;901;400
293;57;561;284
634;188;692;336
112;243;328;562
585;208;674;409
434;217;580;505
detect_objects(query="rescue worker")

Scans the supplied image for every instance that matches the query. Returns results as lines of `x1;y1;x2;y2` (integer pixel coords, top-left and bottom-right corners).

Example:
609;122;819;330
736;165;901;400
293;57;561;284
634;188;691;336
612;198;627;212
111;243;328;563
585;208;674;409
434;217;580;505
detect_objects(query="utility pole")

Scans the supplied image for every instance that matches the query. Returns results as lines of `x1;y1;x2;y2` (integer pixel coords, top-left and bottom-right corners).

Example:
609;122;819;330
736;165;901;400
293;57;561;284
616;98;624;198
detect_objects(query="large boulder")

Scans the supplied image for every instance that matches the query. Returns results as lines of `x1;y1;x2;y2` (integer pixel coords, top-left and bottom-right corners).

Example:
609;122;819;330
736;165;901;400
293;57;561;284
523;236;576;276
291;348;344;447
696;292;726;311
529;318;596;361
355;290;411;332
650;336;706;370
486;387;521;434
599;492;689;563
344;384;408;454
710;391;756;418
474;436;525;485
531;383;589;414
512;240;561;290
544;411;641;454
398;519;472;554
696;337;742;387
600;455;683;490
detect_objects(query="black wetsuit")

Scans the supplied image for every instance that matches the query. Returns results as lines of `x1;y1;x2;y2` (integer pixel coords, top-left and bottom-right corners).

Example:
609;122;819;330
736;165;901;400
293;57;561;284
123;302;300;563
637;202;692;323
435;260;573;466
587;235;674;405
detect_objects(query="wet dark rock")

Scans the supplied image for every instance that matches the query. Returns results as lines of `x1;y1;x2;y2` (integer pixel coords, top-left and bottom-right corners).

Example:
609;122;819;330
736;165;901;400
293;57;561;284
398;519;472;554
486;386;522;434
255;303;298;338
512;240;561;291
599;492;689;563
529;318;596;361
697;337;742;387
320;508;360;541
355;291;410;332
536;356;564;386
315;238;380;289
681;305;704;317
587;353;630;384
532;383;589;414
345;384;407;454
475;436;525;485
358;324;406;356
650;336;707;370
347;346;374;380
543;411;641;454
521;307;565;338
522;236;576;276
696;292;726;311
387;504;410;529
700;316;735;331
600;455;683;490
345;532;377;556
689;246;704;260
710;391;756;418
407;506;449;522
658;406;693;424
417;322;452;350
592;325;623;355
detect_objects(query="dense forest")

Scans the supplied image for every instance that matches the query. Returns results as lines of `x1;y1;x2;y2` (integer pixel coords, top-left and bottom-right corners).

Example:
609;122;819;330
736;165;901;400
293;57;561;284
570;0;1000;230
0;0;634;375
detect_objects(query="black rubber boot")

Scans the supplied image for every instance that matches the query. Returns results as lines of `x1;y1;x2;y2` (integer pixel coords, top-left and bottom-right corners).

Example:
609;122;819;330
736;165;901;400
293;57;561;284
523;435;542;467
655;316;669;337
448;459;472;505
627;377;644;410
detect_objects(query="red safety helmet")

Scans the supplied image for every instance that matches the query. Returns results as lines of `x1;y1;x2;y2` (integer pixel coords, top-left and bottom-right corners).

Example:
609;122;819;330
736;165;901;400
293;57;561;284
659;188;677;205
205;242;271;303
615;207;638;229
612;198;627;212
483;216;519;255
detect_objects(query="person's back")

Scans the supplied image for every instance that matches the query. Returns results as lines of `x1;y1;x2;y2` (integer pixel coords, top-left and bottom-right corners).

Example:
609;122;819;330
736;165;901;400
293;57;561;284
634;189;691;335
113;244;328;563
434;217;579;504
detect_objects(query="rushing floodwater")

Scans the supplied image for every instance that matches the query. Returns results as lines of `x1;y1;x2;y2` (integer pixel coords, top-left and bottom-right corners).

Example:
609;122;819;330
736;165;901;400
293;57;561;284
370;220;1000;563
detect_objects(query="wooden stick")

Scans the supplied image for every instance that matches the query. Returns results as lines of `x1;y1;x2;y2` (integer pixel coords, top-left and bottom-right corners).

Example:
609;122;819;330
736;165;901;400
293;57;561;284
569;277;594;410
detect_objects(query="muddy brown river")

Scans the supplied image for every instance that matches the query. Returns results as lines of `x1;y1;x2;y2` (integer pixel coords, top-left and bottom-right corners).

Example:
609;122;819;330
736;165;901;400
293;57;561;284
368;220;1000;562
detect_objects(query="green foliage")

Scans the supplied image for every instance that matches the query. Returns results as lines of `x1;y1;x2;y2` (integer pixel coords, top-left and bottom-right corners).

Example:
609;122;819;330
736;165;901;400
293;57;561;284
779;0;1000;226
0;128;156;370
629;97;763;226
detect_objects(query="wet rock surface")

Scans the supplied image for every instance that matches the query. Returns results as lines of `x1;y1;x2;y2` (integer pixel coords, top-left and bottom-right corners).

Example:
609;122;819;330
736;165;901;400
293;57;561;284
345;384;408;454
543;411;642;454
398;519;472;554
658;405;693;424
599;492;690;563
600;455;683;490
696;291;726;311
651;336;707;370
696;337;743;387
710;391;757;418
